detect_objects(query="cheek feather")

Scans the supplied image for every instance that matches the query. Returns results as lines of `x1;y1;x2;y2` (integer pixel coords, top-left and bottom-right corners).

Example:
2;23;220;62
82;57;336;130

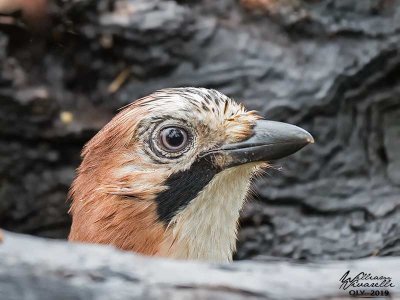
154;158;219;224
159;164;257;262
101;170;167;200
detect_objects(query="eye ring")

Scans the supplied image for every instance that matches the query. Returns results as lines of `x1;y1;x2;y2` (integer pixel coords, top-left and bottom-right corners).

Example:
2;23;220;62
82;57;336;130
159;127;189;152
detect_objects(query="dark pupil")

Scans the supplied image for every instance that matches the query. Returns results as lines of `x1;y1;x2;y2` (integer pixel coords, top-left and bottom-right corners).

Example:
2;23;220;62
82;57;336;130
166;128;184;147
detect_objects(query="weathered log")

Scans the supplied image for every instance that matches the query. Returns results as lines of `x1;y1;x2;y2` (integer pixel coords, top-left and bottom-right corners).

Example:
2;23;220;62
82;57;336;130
0;231;399;300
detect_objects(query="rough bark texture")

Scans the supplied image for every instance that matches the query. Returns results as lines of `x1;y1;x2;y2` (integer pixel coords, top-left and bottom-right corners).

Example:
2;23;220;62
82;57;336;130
1;231;399;300
0;0;399;260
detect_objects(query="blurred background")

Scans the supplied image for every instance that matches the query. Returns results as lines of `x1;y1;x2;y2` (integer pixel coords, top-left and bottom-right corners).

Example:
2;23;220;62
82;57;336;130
0;0;399;261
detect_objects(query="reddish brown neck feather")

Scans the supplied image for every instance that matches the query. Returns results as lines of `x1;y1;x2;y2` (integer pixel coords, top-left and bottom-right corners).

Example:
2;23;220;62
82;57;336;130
68;100;169;256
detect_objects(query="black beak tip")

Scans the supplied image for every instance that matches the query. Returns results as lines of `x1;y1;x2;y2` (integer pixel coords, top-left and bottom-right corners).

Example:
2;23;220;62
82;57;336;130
258;120;314;160
294;126;315;146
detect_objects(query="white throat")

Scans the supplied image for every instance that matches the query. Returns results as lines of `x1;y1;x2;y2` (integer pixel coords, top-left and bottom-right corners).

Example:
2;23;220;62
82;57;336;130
160;165;255;263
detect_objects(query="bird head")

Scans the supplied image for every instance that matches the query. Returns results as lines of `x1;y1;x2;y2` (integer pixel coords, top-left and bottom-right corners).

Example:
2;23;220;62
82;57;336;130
69;87;313;262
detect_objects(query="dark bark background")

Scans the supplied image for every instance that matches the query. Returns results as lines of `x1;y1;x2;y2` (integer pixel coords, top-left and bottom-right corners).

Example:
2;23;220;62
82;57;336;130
0;0;399;261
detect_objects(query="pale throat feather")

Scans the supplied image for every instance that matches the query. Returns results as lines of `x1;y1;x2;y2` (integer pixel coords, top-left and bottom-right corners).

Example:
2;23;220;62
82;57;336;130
158;165;256;263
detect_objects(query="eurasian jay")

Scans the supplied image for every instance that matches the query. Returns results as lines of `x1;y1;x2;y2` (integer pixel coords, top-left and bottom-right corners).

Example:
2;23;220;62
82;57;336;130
68;87;313;262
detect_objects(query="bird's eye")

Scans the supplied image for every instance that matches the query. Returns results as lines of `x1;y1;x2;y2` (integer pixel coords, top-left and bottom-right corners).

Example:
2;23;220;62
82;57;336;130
159;127;189;152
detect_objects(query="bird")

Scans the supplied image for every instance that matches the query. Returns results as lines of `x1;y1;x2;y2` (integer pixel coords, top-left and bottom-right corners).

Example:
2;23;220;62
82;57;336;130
68;87;313;263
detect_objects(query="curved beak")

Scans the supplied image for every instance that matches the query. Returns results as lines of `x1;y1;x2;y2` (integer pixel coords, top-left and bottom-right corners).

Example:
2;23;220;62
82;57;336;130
212;120;314;169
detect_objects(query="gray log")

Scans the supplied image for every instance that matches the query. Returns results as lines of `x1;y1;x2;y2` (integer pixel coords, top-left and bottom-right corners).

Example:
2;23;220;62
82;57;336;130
0;231;399;300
